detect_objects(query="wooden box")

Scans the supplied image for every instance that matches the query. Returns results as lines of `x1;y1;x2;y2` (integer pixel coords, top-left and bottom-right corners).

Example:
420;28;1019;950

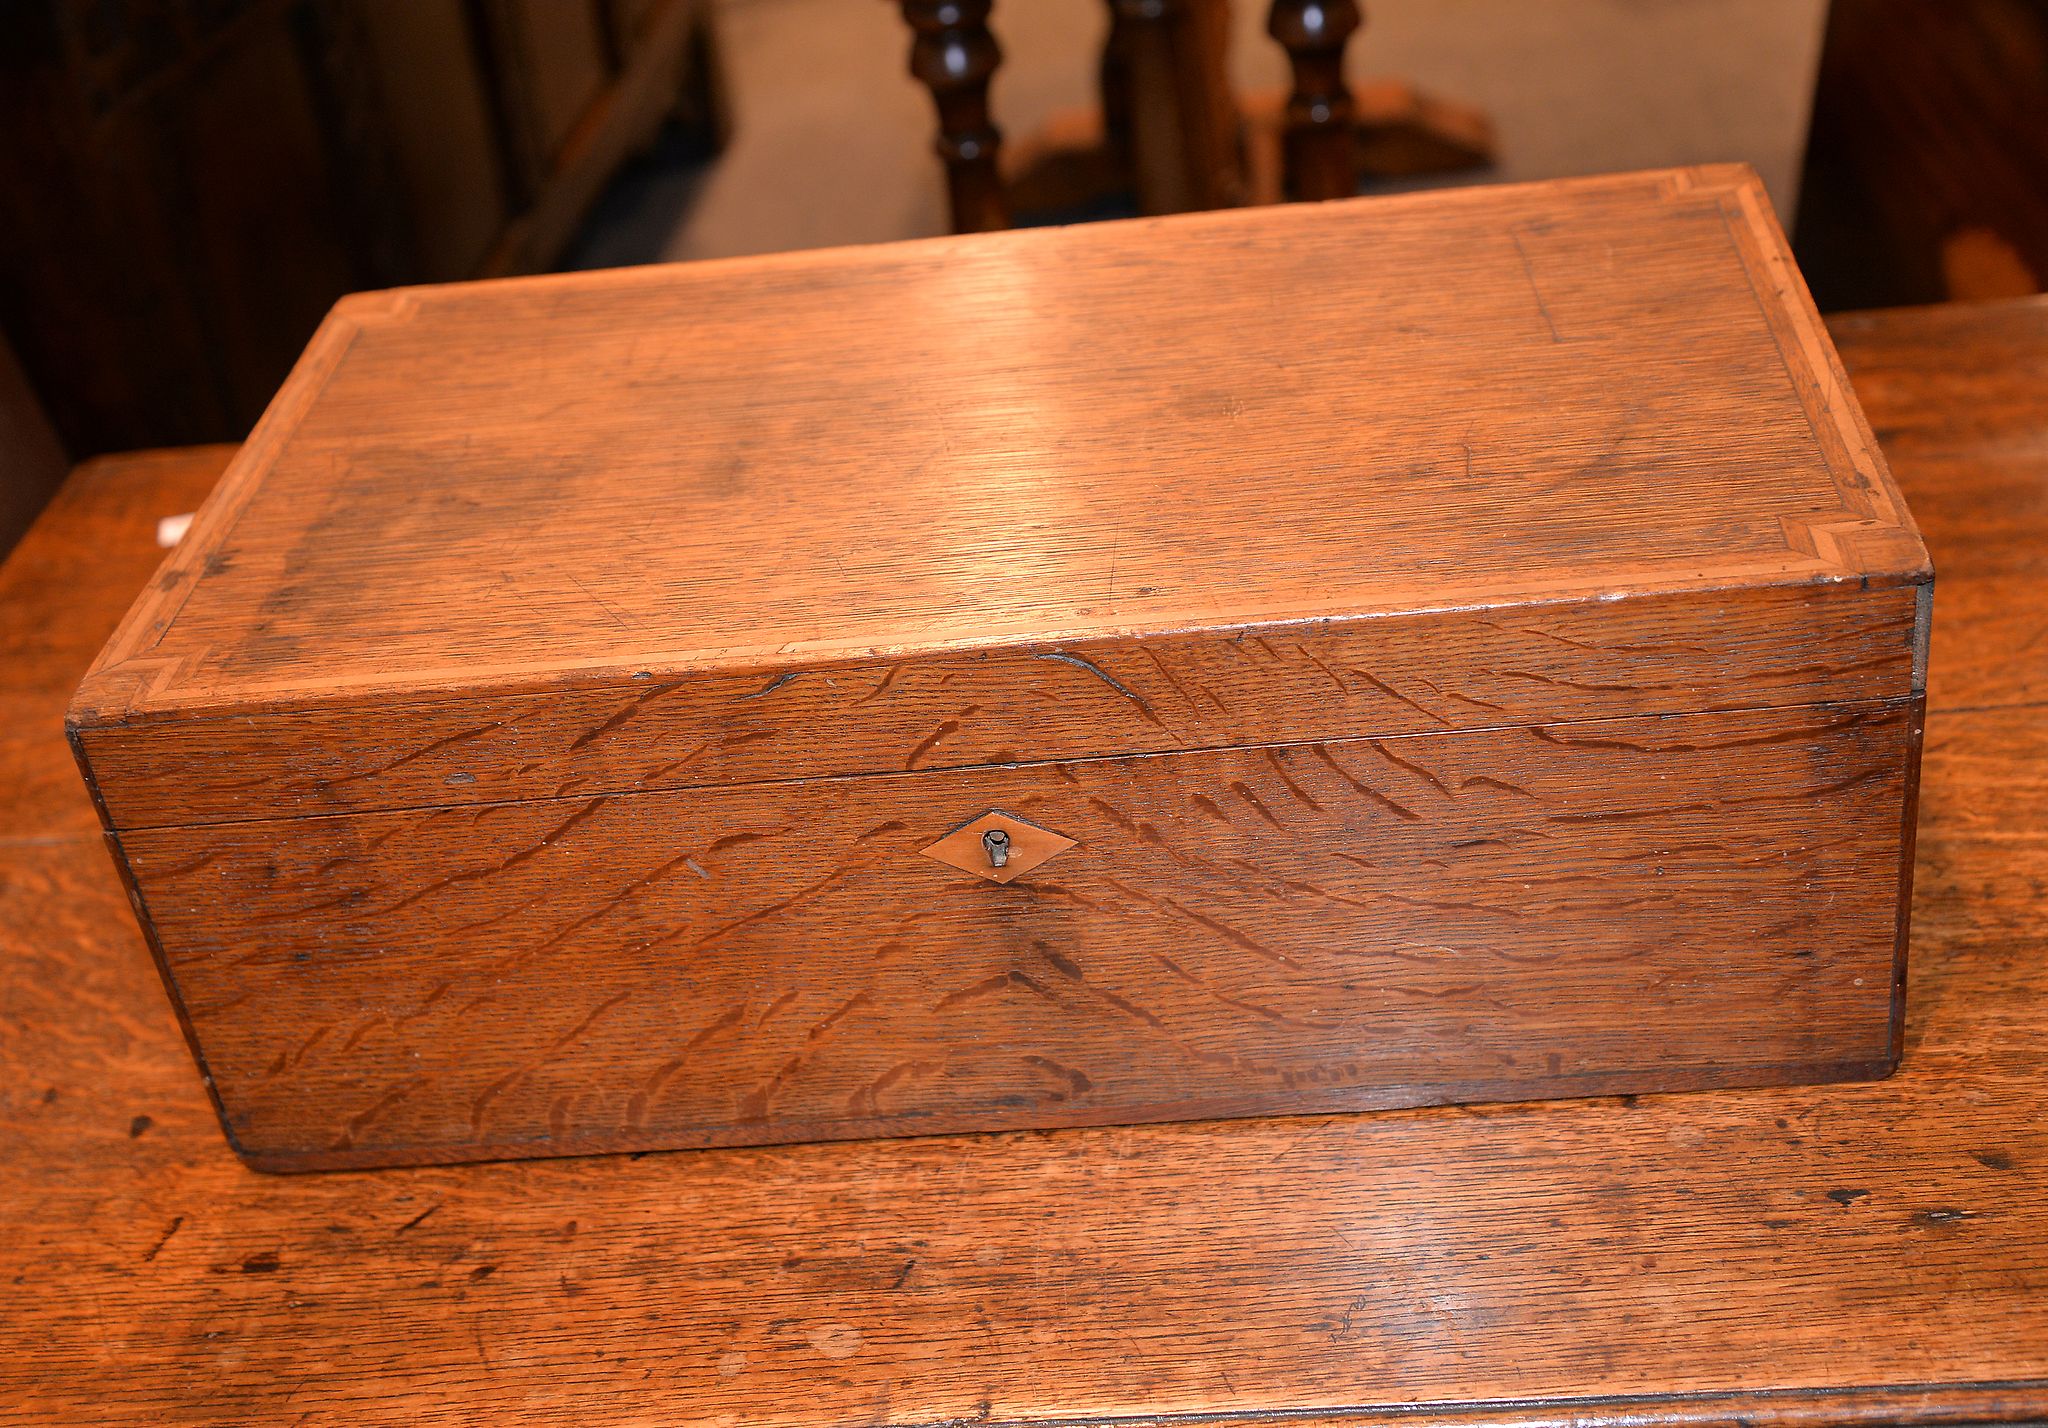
70;167;1930;1172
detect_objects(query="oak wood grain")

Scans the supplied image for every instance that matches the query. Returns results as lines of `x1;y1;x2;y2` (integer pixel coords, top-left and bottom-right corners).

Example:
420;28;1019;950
70;168;1925;759
63;167;1930;1167
77;578;1921;828
0;287;2043;1427
124;698;1912;1170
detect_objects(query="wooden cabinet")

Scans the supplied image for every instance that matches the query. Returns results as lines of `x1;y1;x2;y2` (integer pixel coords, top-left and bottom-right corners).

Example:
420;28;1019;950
0;0;724;460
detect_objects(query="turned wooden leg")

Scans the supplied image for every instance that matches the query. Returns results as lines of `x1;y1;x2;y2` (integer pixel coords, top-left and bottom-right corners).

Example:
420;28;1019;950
1105;0;1240;215
900;0;1008;232
1268;0;1362;201
1108;0;1190;214
1099;3;1137;174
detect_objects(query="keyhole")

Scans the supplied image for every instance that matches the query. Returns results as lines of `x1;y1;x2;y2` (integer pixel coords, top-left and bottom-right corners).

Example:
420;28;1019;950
982;829;1011;868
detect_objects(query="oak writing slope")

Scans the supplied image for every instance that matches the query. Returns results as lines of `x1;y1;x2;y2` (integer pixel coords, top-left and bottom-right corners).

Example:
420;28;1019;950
70;166;1929;1171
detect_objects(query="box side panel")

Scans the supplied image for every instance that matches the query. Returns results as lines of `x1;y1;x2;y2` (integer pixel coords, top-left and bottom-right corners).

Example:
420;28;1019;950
120;700;1915;1171
1888;693;1927;1065
79;580;1923;829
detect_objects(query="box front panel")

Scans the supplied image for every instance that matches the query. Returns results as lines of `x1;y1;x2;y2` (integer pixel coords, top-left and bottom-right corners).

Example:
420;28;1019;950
120;700;1916;1170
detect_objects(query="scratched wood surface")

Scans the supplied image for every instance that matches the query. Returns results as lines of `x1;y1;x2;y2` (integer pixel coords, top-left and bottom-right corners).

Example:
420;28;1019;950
125;699;1911;1170
69;165;1926;826
78;579;1922;829
67;165;1930;1167
1;298;2045;1422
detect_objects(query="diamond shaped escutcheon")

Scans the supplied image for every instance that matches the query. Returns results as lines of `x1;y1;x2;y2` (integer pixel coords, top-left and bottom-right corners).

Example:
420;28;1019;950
919;811;1077;885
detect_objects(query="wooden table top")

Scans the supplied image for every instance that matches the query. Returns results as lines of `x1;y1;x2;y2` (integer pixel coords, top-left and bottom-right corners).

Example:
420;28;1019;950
4;298;2046;1426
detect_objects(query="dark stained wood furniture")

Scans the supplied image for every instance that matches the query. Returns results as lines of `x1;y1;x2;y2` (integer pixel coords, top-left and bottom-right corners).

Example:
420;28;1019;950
0;327;67;557
70;168;1925;1171
1101;0;1244;214
899;0;1491;231
900;0;1009;231
1;294;2045;1420
0;0;727;461
1267;0;1362;200
1796;0;2048;310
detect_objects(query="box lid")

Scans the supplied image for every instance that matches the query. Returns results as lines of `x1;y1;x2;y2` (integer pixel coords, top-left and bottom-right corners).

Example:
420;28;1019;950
71;166;1929;830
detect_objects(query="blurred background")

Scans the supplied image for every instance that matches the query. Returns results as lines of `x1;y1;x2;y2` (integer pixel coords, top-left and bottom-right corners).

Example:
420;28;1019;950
2;0;2045;557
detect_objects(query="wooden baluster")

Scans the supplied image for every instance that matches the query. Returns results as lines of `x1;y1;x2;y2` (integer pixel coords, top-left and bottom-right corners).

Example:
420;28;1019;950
1108;0;1190;215
1099;2;1138;178
1267;0;1362;201
1105;0;1241;215
900;0;1009;232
